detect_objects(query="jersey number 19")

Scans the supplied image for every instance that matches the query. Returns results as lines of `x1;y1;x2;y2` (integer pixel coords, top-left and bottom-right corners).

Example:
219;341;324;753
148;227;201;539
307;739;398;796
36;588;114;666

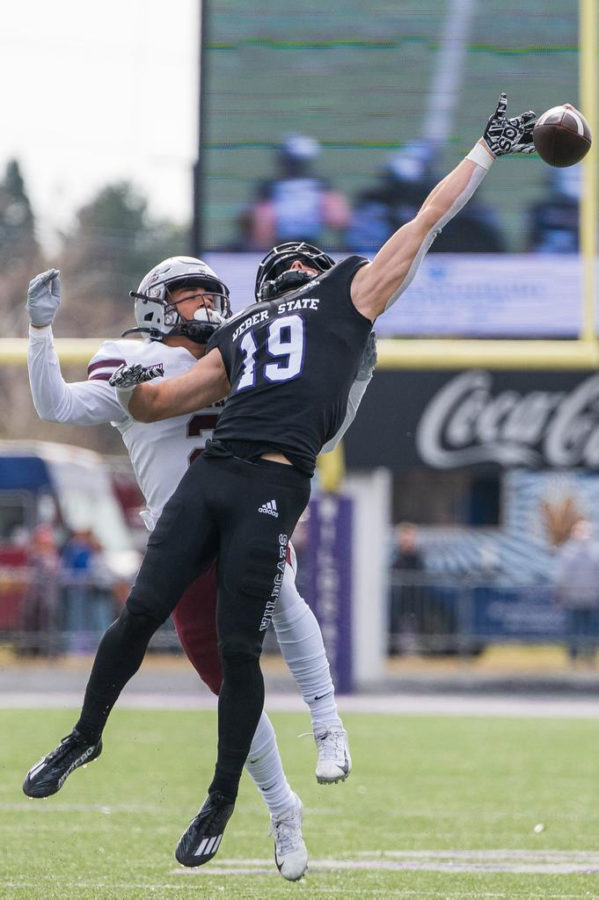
236;314;304;391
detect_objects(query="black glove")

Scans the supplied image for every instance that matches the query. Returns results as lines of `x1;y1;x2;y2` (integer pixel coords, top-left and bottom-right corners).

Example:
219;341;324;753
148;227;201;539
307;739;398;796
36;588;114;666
483;93;536;156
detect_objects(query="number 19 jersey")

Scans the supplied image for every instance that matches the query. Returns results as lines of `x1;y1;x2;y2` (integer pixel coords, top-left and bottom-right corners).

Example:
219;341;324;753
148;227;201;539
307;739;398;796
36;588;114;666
207;255;371;475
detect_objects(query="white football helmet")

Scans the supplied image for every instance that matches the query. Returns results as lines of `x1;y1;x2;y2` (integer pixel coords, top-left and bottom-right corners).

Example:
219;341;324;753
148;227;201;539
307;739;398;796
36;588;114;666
124;256;231;343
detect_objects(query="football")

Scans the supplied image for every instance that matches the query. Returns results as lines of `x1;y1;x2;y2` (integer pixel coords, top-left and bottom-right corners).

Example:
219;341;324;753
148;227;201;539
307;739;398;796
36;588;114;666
533;104;592;167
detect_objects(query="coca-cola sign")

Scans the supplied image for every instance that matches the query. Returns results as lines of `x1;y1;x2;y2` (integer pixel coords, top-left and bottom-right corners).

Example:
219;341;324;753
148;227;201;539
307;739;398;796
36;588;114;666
417;370;599;468
344;369;599;471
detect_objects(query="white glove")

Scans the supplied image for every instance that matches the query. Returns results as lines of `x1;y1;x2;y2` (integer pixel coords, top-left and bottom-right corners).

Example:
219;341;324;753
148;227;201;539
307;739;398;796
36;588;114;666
109;362;164;389
357;331;377;381
26;268;62;327
482;93;536;156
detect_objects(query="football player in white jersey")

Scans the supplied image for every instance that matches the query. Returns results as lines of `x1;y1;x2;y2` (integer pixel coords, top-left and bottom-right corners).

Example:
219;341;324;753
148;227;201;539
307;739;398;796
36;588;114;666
26;256;374;881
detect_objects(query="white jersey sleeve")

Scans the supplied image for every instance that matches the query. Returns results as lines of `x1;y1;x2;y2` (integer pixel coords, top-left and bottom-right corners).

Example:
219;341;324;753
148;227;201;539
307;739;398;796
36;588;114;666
28;325;127;425
321;372;372;453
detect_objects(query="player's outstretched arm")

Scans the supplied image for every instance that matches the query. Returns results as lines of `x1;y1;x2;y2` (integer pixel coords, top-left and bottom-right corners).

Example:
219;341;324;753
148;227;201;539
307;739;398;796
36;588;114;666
351;93;536;322
26;270;125;425
115;348;230;422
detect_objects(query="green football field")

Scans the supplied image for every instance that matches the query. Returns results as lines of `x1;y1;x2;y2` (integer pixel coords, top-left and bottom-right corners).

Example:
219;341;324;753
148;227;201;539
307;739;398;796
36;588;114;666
2;708;599;899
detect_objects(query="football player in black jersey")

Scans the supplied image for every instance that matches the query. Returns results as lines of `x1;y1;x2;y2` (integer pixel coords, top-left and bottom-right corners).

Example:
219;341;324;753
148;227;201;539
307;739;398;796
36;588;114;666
23;94;537;868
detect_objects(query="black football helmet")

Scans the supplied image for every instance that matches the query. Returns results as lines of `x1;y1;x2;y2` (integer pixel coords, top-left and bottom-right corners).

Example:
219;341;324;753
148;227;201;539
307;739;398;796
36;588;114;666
123;256;231;344
255;241;335;302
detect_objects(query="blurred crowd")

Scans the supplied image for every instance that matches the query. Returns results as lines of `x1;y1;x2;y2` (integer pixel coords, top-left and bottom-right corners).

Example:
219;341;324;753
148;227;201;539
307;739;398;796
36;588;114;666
8;513;599;664
7;524;121;657
388;517;599;665
233;133;581;255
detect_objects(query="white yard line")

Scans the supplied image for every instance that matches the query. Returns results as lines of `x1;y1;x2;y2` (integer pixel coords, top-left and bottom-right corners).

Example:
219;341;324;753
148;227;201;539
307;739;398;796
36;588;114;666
2;690;599;718
4;851;598;896
169;849;599;875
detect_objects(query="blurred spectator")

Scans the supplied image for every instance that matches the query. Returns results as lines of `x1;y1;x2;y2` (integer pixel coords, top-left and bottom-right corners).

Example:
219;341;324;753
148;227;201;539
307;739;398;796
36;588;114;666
347;142;434;254
554;518;599;666
237;134;350;250
62;529;119;653
347;140;506;254
388;522;424;655
526;165;581;253
19;524;61;656
392;522;424;572
87;533;118;640
61;528;93;652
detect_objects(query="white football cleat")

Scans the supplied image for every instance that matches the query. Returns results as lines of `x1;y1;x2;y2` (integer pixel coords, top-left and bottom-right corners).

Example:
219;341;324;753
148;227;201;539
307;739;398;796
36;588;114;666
270;792;308;881
314;725;352;784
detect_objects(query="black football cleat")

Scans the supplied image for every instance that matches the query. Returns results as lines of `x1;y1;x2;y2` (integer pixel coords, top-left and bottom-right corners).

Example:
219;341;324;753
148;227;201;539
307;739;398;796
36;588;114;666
23;730;102;798
175;791;235;867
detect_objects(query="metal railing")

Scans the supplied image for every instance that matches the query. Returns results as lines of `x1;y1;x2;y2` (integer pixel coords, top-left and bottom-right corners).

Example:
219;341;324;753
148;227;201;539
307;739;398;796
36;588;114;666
1;564;597;660
388;570;592;657
0;566;129;656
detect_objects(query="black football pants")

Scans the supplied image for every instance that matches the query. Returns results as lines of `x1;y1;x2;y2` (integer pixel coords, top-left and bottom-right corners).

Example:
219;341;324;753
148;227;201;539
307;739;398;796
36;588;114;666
76;453;310;801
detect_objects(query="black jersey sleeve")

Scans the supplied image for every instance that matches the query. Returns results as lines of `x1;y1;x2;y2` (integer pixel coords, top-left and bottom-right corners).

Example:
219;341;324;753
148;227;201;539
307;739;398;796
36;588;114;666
206;328;222;357
206;304;261;383
206;324;232;379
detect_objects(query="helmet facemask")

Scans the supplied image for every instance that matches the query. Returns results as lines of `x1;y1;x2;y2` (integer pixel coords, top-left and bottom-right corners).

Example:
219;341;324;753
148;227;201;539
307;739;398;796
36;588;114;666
124;257;231;343
162;278;230;344
255;242;335;302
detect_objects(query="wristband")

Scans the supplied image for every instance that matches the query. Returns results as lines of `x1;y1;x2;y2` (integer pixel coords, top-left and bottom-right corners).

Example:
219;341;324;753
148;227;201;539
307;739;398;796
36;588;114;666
466;141;494;170
115;384;136;412
28;324;53;338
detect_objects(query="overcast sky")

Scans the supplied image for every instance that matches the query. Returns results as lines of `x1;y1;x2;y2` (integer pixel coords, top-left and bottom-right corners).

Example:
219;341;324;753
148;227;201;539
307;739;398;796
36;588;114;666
1;0;198;252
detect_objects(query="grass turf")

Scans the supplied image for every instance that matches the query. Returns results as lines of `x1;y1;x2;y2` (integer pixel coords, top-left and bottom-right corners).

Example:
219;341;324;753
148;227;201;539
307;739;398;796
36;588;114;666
2;708;599;898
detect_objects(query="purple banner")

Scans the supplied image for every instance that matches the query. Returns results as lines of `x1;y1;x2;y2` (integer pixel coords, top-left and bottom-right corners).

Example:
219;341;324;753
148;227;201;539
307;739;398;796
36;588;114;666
306;495;353;694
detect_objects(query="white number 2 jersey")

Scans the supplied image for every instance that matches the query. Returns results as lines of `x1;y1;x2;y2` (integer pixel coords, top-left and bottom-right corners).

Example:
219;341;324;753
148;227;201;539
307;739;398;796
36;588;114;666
87;340;223;529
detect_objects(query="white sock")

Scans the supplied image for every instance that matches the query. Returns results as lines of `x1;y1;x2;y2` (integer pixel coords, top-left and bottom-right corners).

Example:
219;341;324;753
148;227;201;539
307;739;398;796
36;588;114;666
272;567;343;731
244;711;295;817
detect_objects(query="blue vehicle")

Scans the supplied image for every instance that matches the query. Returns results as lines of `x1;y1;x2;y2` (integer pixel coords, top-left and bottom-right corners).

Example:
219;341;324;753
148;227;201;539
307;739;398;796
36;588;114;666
0;440;140;582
